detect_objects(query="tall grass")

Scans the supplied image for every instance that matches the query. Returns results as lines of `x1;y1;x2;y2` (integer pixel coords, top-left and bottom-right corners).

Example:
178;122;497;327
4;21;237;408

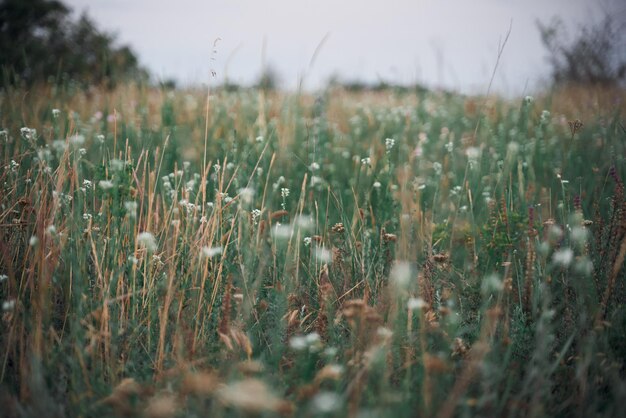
0;81;625;417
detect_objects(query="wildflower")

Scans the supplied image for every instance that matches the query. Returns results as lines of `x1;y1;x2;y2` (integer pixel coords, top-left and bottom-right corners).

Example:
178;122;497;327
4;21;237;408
311;392;342;413
433;162;442;175
238;187;255;204
552;248;574;267
385;137;395;151
466;146;481;160
390;261;412;289
303;236;312;246
99;180;114;190
201;246;223;258
183;161;190;170
272;175;286;191
137;232;158;252
29;236;38;246
20;127;36;140
309;162;320;171
272;224;293;240
289;332;322;351
128;256;139;265
251;209;262;225
377;326;393;339
445;141;453;152
294;214;315;230
574;256;593;276
96;134;105;143
124;201;138;217
373;181;381;189
46;225;57;236
280;187;290;198
2;299;15;311
361;157;371;166
78;148;86;156
255;135;264;142
52;109;61;118
70;134;85;146
481;274;503;294
0;274;7;282
83;213;92;221
524;95;534;105
408;297;427;311
310;176;323;187
314;246;332;263
9;160;19;172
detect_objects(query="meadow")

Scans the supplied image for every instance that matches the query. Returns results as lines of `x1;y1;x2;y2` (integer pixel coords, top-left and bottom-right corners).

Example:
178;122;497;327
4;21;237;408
0;81;625;417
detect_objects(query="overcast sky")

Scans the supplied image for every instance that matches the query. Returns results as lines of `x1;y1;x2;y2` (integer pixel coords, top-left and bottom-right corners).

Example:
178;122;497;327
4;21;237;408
64;0;624;96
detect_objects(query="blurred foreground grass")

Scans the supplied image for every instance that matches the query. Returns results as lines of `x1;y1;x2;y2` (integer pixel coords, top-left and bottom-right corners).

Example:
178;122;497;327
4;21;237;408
1;82;625;417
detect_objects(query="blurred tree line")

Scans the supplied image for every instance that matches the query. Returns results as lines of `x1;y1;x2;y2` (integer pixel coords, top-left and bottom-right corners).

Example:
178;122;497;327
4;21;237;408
0;0;148;88
538;13;625;87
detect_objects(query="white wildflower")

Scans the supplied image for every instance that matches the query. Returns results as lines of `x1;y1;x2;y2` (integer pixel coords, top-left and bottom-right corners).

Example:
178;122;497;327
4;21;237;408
201;246;223;258
466;146;481;160
552;248;574;267
29;236;38;246
390;261;412;289
238;187;255;204
361;157;371;166
311;392;342;414
272;224;293;240
2;299;16;311
99;180;114;190
433;162;442;175
137;232;158;252
385;137;395;151
69;134;85;146
303;236;312;246
309;162;320;171
52;109;61;118
408;297;427;311
481;273;503;294
251;209;262;225
314;246;332;263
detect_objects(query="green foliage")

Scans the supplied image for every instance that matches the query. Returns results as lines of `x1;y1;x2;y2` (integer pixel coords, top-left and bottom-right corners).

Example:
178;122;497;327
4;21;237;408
0;82;625;417
0;0;147;88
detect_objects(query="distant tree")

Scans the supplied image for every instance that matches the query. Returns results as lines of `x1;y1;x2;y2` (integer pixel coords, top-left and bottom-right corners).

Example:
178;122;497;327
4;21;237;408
0;0;147;88
537;14;625;86
255;66;280;91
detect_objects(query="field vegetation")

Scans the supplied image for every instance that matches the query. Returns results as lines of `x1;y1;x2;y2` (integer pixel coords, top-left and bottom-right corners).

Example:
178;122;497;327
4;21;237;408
0;79;625;417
